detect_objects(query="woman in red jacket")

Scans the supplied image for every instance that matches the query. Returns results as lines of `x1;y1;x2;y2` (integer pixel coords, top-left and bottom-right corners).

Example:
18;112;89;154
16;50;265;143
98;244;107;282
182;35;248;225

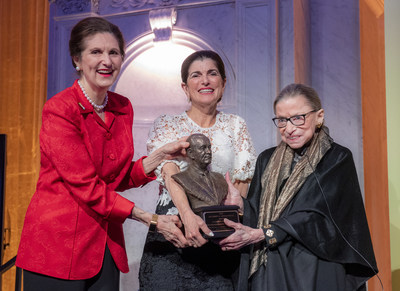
16;17;188;291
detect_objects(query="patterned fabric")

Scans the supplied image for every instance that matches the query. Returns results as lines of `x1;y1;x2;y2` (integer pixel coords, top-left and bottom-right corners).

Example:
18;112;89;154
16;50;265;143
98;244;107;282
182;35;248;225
16;80;155;280
139;111;256;289
147;111;257;215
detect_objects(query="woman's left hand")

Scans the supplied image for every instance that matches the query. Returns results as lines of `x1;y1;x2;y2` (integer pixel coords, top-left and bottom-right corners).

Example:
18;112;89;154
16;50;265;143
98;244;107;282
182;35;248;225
218;219;264;251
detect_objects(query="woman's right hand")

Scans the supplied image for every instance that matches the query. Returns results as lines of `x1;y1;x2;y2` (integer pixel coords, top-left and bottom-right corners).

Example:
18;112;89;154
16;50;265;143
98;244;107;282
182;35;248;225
156;214;188;248
222;172;244;212
180;209;214;248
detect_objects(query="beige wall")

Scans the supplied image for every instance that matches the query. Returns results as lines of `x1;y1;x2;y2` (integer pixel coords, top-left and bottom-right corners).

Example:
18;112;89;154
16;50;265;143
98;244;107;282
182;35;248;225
385;0;400;289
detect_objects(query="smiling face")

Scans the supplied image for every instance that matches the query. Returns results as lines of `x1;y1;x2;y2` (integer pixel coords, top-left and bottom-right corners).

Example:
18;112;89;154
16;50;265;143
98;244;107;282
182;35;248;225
181;58;226;108
73;32;122;95
275;95;324;149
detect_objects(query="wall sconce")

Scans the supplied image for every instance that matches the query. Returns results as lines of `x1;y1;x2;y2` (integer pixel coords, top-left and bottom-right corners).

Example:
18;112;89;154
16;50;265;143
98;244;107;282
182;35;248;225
149;8;177;42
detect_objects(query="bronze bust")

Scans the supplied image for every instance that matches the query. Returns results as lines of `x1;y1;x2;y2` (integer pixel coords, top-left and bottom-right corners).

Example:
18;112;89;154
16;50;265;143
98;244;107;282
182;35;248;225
172;134;228;209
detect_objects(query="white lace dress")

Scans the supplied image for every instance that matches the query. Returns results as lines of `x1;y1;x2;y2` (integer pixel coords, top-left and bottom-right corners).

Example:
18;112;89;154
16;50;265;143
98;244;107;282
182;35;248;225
139;111;257;290
147;111;257;215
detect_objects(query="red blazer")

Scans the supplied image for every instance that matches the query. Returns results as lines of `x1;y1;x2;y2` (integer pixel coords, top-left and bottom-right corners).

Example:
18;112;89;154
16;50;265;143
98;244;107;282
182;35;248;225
16;80;155;280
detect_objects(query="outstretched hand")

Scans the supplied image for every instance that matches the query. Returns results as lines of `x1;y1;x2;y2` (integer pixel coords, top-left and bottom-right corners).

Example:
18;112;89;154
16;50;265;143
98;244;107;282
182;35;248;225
219;219;264;251
156;214;188;248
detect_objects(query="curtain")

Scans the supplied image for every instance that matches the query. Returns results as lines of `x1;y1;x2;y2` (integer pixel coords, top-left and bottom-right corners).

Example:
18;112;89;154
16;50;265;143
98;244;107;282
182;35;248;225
0;1;49;290
360;1;391;290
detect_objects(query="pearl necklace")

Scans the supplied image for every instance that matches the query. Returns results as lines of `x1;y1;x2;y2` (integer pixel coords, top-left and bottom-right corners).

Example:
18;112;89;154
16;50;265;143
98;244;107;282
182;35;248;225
78;80;108;111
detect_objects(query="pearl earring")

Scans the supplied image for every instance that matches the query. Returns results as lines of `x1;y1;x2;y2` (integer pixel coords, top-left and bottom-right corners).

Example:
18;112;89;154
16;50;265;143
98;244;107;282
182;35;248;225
76;66;80;72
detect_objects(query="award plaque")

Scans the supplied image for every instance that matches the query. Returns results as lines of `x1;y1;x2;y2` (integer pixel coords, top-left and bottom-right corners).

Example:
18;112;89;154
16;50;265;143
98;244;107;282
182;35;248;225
193;205;240;239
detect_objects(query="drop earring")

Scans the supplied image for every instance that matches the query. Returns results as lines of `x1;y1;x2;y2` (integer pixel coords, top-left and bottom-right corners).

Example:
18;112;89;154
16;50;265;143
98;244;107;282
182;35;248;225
76;66;80;72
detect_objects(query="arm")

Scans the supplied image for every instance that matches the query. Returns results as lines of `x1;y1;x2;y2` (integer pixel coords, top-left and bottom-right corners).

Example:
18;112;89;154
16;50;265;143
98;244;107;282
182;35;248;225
219;220;287;251
40;97;137;223
117;137;189;191
219;221;264;250
220;172;264;249
220;149;281;250
220;176;287;251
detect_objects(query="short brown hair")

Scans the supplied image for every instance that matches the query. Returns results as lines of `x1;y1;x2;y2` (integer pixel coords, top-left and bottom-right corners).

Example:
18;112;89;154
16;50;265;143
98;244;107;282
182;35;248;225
181;50;226;84
274;83;322;113
69;17;125;69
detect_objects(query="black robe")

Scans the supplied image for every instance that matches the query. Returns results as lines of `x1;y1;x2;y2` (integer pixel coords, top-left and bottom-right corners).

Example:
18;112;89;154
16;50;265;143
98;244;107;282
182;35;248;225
237;142;378;291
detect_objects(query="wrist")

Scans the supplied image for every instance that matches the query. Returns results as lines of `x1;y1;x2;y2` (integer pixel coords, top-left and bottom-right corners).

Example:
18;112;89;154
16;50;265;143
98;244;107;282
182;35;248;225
149;214;159;232
131;206;152;226
142;149;164;174
180;208;195;221
253;228;266;244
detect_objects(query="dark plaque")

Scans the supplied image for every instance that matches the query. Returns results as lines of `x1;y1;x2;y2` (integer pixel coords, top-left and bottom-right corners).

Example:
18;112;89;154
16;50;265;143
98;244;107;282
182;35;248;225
194;205;239;239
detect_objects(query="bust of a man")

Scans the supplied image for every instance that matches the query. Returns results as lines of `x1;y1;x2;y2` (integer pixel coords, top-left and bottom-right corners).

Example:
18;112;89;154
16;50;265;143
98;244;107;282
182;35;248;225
172;134;228;210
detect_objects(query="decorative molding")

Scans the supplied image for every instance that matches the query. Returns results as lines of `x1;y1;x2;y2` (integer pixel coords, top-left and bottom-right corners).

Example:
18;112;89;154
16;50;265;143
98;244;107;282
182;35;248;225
92;0;100;12
110;0;182;9
149;8;177;42
55;0;90;14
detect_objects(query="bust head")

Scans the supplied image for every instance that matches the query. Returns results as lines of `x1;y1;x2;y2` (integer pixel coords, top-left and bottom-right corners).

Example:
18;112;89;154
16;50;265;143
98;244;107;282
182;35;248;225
172;133;228;209
186;134;212;171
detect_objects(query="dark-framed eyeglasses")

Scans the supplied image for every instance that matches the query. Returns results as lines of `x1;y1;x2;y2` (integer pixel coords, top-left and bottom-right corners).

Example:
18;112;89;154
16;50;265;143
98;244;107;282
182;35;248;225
272;110;317;128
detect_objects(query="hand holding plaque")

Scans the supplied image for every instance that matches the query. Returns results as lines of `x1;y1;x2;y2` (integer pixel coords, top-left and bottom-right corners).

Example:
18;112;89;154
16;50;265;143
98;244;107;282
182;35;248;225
172;134;239;239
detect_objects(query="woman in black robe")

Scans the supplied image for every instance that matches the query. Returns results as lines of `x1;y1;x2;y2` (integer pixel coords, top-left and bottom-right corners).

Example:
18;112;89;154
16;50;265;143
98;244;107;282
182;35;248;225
220;83;378;291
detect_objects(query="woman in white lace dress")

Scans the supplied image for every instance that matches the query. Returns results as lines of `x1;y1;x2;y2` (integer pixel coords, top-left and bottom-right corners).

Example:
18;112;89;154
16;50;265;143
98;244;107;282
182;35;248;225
139;50;257;290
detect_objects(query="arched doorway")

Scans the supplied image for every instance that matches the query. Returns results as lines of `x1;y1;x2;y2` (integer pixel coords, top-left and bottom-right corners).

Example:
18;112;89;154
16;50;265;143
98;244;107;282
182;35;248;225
113;29;235;290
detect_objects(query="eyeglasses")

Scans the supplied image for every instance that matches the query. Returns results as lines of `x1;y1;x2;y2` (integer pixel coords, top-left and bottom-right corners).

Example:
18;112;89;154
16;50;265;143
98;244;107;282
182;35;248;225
272;110;317;128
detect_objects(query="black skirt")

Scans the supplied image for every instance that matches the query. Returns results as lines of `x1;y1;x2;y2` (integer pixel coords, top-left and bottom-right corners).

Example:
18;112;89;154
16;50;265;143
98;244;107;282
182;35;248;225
139;200;239;291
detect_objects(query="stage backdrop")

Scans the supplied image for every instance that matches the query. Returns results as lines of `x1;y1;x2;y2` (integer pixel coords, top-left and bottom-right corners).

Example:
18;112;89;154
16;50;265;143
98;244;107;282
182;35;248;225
0;1;49;290
46;1;366;290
